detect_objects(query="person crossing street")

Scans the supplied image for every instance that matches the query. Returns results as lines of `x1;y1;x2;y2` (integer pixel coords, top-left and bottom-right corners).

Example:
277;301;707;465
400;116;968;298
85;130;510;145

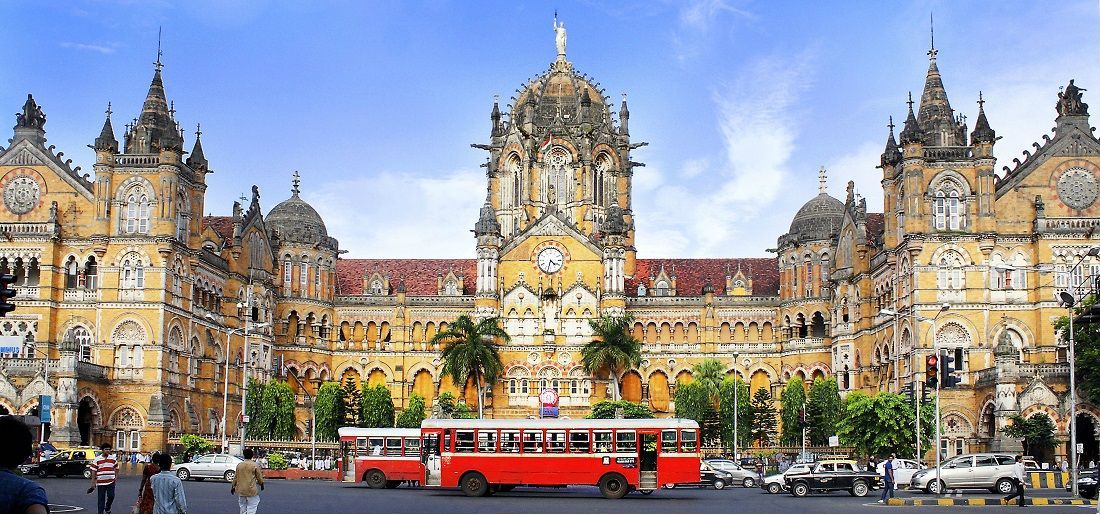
878;453;895;504
88;443;118;514
1003;454;1028;507
230;448;265;514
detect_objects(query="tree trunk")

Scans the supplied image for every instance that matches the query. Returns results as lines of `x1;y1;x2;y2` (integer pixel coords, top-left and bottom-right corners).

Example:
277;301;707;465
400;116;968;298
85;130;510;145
476;370;484;419
612;368;620;402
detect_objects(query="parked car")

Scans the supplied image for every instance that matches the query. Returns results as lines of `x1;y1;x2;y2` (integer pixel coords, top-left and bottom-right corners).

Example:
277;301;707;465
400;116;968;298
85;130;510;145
668;461;736;490
19;447;97;478
876;458;924;485
173;453;243;482
1067;468;1098;500
762;463;813;494
785;461;882;497
909;453;1019;494
705;458;760;487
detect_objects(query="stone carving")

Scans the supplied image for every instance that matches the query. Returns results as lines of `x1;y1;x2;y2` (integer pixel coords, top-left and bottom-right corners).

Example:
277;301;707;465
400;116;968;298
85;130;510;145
3;176;40;215
14;94;45;130
1056;167;1098;210
553;16;567;56
1057;80;1089;117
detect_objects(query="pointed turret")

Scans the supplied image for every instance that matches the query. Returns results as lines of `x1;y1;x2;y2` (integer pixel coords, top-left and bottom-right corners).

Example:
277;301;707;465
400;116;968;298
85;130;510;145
474;196;501;236
92;102;118;153
899;92;924;144
619;93;629;135
916;48;965;146
970;92;996;144
126;63;183;153
186;124;208;170
490;95;503;137
881;116;902;167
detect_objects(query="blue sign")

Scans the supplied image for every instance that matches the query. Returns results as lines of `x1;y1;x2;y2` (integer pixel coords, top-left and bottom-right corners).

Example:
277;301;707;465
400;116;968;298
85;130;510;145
540;406;558;418
39;395;52;423
0;345;20;354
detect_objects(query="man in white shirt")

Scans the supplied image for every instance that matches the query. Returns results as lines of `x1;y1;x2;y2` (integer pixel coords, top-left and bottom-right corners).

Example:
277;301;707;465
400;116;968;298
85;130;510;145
1003;455;1027;507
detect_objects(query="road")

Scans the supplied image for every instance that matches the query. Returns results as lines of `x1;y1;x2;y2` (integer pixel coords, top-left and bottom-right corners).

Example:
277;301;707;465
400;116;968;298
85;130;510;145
37;473;1095;513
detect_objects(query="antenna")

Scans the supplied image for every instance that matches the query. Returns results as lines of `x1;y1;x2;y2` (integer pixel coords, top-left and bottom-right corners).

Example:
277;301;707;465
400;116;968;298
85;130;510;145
155;26;164;71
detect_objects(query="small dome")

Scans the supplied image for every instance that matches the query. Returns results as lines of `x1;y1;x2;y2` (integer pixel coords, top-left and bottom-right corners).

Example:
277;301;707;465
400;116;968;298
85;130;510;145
266;173;337;250
787;192;844;242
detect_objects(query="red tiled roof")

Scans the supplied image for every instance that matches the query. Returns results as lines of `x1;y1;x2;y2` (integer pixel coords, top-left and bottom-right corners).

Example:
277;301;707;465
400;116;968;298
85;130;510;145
864;213;885;243
629;258;778;297
202;216;235;241
336;259;476;295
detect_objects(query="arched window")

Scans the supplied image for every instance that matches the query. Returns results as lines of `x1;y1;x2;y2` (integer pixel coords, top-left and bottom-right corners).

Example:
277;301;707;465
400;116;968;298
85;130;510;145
315;259;323;290
120;255;145;290
654;280;669;297
369;279;384;295
176;192;189;241
299;257;309;293
64;256;79;289
85;257;98;290
73;326;93;362
937;252;964;290
282;257;292;287
443;280;459;296
123;187;151;234
933;180;964;231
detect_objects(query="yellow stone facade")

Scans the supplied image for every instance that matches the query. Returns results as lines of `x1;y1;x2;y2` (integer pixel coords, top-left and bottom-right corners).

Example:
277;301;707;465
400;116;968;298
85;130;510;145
0;43;1098;464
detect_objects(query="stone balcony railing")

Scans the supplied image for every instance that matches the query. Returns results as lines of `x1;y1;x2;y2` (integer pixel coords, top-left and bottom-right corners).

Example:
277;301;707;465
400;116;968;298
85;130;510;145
63;288;100;302
76;361;109;381
113;154;159;167
973;362;1069;388
0;221;55;236
0;358;59;376
786;337;825;350
15;287;39;299
1037;217;1100;234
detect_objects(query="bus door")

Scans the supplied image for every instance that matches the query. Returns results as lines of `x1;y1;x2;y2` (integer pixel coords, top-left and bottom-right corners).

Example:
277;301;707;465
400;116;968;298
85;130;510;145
421;430;442;487
341;440;354;482
639;430;659;490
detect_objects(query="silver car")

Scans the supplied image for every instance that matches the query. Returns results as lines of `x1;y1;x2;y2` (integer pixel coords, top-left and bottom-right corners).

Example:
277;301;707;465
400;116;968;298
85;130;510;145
174;453;243;482
705;459;761;488
910;453;1018;494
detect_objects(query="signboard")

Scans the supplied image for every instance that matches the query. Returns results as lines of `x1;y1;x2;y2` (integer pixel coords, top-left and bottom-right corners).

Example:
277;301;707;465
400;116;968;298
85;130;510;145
0;334;22;354
828;435;839;447
38;395;52;423
1078;443;1085;454
540;388;559;418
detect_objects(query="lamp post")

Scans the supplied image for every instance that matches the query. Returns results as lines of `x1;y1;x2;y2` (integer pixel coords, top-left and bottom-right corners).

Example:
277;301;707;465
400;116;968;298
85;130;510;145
1056;245;1099;498
732;350;740;461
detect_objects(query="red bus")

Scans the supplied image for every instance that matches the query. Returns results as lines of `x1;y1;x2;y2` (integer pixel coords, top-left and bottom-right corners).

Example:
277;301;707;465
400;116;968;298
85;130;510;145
420;418;701;499
338;427;423;488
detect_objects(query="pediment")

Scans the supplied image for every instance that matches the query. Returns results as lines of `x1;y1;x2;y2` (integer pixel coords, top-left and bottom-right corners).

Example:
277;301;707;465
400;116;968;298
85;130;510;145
501;210;603;256
0;139;94;200
997;122;1100;197
1017;378;1059;410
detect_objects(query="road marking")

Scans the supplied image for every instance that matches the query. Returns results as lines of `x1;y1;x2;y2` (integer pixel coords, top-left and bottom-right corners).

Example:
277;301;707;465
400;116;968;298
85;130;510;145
48;504;83;513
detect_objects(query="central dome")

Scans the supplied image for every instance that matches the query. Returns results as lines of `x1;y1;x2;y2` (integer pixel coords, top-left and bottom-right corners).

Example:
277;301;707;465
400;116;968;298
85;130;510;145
786;192;844;243
266;176;338;251
511;58;613;129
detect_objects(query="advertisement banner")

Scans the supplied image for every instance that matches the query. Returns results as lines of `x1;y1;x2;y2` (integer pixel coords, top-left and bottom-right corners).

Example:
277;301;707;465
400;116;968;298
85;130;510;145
539;389;559;418
39;395;52;423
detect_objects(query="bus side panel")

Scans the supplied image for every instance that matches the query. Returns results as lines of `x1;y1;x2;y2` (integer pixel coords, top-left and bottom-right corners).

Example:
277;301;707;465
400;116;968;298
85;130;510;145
354;457;425;482
655;454;701;486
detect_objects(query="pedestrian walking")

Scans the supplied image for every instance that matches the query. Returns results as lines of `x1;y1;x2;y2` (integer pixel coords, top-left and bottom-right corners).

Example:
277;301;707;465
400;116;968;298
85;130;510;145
230;449;265;514
135;451;161;514
1062;459;1069;473
89;442;118;514
0;416;48;514
755;459;764;483
878;453;896;504
1003;454;1027;507
150;454;187;514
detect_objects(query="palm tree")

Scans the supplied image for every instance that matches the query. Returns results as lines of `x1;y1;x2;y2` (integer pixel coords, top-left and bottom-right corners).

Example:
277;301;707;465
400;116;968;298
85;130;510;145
692;358;725;405
430;314;509;418
582;314;642;402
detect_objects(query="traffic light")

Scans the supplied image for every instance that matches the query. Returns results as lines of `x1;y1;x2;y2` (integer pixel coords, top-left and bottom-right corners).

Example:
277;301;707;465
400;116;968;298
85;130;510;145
901;383;915;406
940;349;963;388
0;274;16;317
925;354;939;389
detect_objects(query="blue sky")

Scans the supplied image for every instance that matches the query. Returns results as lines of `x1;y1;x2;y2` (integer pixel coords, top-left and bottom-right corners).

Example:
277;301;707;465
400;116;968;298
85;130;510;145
2;1;1098;258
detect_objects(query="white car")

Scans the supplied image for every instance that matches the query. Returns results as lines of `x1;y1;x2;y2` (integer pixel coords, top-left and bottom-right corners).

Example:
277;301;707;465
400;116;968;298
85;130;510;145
762;463;812;494
877;458;924;485
174;453;243;482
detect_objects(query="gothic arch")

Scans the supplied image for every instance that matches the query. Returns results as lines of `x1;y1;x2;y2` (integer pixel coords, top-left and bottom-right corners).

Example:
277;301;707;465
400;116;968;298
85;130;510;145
988;318;1035;350
928;243;975;266
114;176;158;201
928;169;975;195
108;404;146;429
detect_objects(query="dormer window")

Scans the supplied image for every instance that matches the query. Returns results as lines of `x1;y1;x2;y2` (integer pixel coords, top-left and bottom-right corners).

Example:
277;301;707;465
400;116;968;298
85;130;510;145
443;280;459;296
369;279;385;295
654;280;669;297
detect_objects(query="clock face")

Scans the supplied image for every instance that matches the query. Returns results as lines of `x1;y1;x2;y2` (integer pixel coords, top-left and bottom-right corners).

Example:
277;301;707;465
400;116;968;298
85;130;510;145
537;247;564;274
3;175;41;215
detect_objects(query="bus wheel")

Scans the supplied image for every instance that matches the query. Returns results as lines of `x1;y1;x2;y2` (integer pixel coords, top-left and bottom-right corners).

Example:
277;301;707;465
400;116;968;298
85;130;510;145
599;473;629;500
385;480;400;489
460;472;489;497
365;469;387;489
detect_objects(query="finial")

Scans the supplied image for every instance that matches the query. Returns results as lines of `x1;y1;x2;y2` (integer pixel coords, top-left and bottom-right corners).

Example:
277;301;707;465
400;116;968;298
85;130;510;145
888;116;895;133
155;26;164;71
818;166;828;194
493;94;499;104
169;100;175;117
977;91;985;110
291;170;301;196
907;91;915;110
195;123;202;138
928;12;937;60
106;102;112;118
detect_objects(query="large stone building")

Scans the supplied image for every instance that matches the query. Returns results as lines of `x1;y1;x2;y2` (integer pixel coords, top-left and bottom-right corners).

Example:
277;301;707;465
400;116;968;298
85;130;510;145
0;32;1097;463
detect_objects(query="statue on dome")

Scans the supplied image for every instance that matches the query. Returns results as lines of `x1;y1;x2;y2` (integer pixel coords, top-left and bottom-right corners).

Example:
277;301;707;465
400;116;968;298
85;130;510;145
553;15;567;56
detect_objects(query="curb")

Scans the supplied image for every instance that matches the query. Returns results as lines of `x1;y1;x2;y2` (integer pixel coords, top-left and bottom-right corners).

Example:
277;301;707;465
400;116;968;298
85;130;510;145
886;497;1097;506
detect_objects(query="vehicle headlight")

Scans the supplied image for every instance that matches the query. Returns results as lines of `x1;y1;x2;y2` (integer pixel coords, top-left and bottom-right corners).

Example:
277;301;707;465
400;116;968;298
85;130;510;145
912;470;928;479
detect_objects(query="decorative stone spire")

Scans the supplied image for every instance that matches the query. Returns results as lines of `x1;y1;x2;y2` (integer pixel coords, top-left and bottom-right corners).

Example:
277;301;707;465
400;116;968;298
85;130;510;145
881;116;902;166
817;166;828;193
917;46;965;146
186;123;207;169
474;194;501;236
899;92;924;144
490;95;503;137
93;102;119;152
619;93;629;135
126;62;183;153
970;92;996;144
291;170;301;197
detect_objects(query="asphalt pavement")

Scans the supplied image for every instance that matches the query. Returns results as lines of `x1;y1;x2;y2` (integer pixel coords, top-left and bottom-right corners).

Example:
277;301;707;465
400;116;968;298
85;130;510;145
35;472;1097;513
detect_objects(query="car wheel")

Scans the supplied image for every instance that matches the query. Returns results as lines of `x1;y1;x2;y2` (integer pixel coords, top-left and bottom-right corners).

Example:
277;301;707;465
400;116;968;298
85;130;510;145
928;480;945;495
36;469;48;478
995;478;1014;494
460;472;490;497
743;477;756;488
767;483;782;494
599;473;628;499
792;482;809;497
224;470;236;483
365;469;387;489
713;479;726;490
850;481;869;497
176;468;191;481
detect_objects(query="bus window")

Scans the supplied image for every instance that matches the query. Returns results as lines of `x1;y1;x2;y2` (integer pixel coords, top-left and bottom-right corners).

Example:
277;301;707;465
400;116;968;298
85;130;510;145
680;429;698;452
444;431;452;453
369;437;384;456
356;437;367;455
386;437;403;456
593;431;612;453
615;431;637;453
423;433;441;460
477;430;498;453
568;430;590;453
455;430;476;452
404;437;421;457
661;430;677;453
500;430;520;453
546;431;566;453
522;430;544;453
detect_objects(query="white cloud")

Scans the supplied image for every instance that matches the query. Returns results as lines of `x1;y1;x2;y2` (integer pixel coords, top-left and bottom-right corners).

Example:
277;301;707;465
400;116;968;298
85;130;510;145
678;0;754;31
680;158;708;178
59;42;118;54
307;169;484;258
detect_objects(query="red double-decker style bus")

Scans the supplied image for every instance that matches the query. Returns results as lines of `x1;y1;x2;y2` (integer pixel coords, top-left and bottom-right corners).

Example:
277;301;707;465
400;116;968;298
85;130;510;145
338;427;423;488
420;418;701;499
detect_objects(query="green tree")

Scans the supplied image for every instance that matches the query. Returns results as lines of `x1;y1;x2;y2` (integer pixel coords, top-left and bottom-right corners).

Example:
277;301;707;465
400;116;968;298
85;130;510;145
435;392;476;419
691;358;726;404
266;452;288;470
582;314;642;402
313;381;346;441
779;377;807;446
179;434;213;461
587;400;654;419
1004;413;1059;461
836;391;934;459
718;378;752;452
396;393;426;428
805;378;842;446
750;388;777;446
342;377;362;426
431;314;510;418
361;384;395;428
674;381;720;444
1055;295;1100;403
244;378;266;438
259;380;297;440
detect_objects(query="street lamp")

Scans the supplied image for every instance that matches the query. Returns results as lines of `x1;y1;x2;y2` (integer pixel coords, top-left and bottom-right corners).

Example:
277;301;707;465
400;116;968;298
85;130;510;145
1056;245;1099;498
731;350;740;461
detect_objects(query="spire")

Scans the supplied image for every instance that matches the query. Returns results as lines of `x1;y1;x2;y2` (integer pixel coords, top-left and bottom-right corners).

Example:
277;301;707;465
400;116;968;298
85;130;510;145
474;193;501;237
127;55;182;153
817;166;828;194
291;170;301;197
899;92;924;144
619;92;630;135
186;123;207;169
917;44;964;146
970;92;996;144
93;102;119;152
881;116;902;166
490;95;502;137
